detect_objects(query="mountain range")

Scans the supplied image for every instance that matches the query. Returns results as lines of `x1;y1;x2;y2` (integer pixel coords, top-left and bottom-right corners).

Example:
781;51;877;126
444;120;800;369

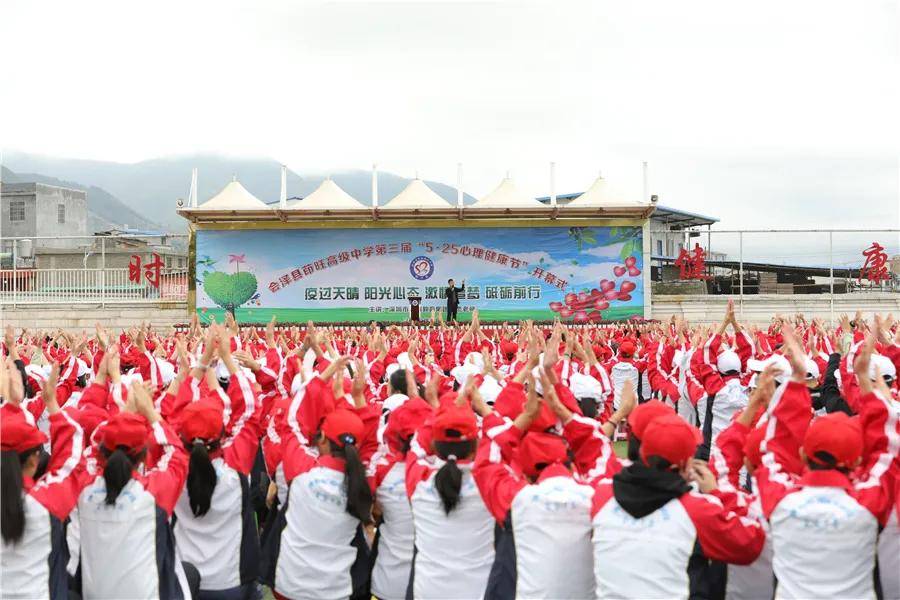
2;151;476;232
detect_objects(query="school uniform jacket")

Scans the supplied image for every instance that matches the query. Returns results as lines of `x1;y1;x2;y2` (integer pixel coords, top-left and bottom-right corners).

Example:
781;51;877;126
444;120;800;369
708;420;774;600
404;441;495;600
173;373;263;592
75;418;190;600
261;398;378;600
756;382;899;599
589;477;765;600
1;409;84;600
368;450;415;600
473;419;595;599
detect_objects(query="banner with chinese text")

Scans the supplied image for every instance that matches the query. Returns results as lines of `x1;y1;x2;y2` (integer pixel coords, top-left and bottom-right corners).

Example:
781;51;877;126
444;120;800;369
195;225;644;322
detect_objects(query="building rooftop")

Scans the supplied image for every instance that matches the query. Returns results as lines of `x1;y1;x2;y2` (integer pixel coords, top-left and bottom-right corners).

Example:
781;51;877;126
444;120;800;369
537;193;718;228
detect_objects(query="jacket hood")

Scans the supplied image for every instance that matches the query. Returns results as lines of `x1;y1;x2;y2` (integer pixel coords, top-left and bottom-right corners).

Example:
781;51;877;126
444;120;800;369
612;462;691;518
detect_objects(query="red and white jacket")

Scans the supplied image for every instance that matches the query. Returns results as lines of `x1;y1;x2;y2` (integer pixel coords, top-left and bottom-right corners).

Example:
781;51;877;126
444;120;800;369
173;373;264;593
472;418;596;599
404;430;495;600
755;382;899;599
263;384;378;599
74;418;190;599
1;407;85;600
590;476;765;599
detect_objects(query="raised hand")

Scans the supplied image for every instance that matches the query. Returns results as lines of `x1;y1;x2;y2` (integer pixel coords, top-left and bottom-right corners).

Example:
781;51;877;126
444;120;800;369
42;363;61;414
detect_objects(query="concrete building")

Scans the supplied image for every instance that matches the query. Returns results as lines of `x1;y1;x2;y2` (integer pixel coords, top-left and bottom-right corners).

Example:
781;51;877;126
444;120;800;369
1;182;88;252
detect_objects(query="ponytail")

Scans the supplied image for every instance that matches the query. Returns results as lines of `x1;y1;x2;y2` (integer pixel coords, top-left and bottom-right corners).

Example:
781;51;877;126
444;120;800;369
433;440;476;515
330;437;373;524
187;441;218;517
1;448;37;544
102;447;145;505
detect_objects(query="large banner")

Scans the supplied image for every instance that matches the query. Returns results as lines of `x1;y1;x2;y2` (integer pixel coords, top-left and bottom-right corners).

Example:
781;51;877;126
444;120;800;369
195;225;644;322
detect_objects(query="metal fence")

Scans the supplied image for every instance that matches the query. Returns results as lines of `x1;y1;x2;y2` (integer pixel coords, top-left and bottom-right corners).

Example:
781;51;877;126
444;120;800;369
0;234;189;306
1;229;897;307
648;228;900;293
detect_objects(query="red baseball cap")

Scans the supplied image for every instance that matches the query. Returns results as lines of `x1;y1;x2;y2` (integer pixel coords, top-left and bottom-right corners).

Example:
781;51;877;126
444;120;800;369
102;413;150;451
803;413;863;467
528;403;559;433
322;409;365;448
433;405;478;442
639;414;702;465
69;404;108;439
384;398;433;451
180;400;224;442
742;425;767;468
629;399;674;441
619;340;636;357
500;340;518;359
1;415;48;452
518;432;568;477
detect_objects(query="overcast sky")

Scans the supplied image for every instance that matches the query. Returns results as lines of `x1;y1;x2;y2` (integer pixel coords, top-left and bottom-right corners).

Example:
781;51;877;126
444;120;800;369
2;0;898;249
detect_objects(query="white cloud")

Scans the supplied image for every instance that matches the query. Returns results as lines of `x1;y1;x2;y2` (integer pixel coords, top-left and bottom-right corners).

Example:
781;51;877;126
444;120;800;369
1;0;896;231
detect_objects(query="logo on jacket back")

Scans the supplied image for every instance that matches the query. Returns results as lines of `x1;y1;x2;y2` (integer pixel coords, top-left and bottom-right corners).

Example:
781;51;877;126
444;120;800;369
410;256;434;280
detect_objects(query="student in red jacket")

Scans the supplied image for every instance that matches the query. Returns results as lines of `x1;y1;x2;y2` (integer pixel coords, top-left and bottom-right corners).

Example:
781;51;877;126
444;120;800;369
473;373;597;599
755;332;899;599
405;393;495;600
74;382;192;599
590;413;766;599
1;360;84;600
261;369;379;600
172;335;264;600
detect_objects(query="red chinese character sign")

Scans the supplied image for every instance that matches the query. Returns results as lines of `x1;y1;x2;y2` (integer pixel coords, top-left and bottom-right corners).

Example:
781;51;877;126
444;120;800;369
128;253;165;289
675;244;710;280
195;226;644;323
859;242;890;283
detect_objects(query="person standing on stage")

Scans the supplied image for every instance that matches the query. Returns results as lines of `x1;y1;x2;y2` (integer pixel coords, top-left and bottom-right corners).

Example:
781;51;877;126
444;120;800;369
445;278;465;323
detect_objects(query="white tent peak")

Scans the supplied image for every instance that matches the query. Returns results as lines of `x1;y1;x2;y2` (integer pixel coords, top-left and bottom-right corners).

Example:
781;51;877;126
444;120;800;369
382;179;451;209
286;178;365;210
471;177;544;208
197;180;269;210
567;174;648;208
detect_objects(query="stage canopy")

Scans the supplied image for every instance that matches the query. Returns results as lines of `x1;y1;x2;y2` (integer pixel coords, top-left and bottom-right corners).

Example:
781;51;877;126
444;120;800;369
382;179;451;210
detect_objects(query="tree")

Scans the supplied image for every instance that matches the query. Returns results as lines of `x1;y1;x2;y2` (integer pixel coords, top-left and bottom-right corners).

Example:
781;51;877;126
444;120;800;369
202;271;258;317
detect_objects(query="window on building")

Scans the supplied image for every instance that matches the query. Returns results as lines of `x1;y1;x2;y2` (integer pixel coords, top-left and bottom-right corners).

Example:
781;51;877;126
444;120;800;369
9;201;25;222
656;240;663;255
57;204;66;224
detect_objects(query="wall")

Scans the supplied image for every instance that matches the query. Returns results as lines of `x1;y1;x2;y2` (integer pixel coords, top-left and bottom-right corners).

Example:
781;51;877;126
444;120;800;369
34;184;87;247
3;294;899;329
0;184;38;242
651;293;900;324
0;303;190;330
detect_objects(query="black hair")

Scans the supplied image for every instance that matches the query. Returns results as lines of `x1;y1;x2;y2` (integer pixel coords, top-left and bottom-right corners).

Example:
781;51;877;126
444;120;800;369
644;455;675;471
329;437;373;524
1;446;41;545
101;446;147;505
627;435;641;462
433;438;477;515
808;450;852;474
33;449;50;480
578;397;599;419
186;440;219;517
389;369;408;396
448;279;453;284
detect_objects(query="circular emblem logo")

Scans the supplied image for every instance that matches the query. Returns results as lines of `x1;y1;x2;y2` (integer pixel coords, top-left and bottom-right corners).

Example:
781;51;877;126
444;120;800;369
410;256;434;280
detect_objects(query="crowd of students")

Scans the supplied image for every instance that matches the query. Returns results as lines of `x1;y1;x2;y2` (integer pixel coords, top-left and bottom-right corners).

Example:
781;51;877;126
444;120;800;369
0;303;897;599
